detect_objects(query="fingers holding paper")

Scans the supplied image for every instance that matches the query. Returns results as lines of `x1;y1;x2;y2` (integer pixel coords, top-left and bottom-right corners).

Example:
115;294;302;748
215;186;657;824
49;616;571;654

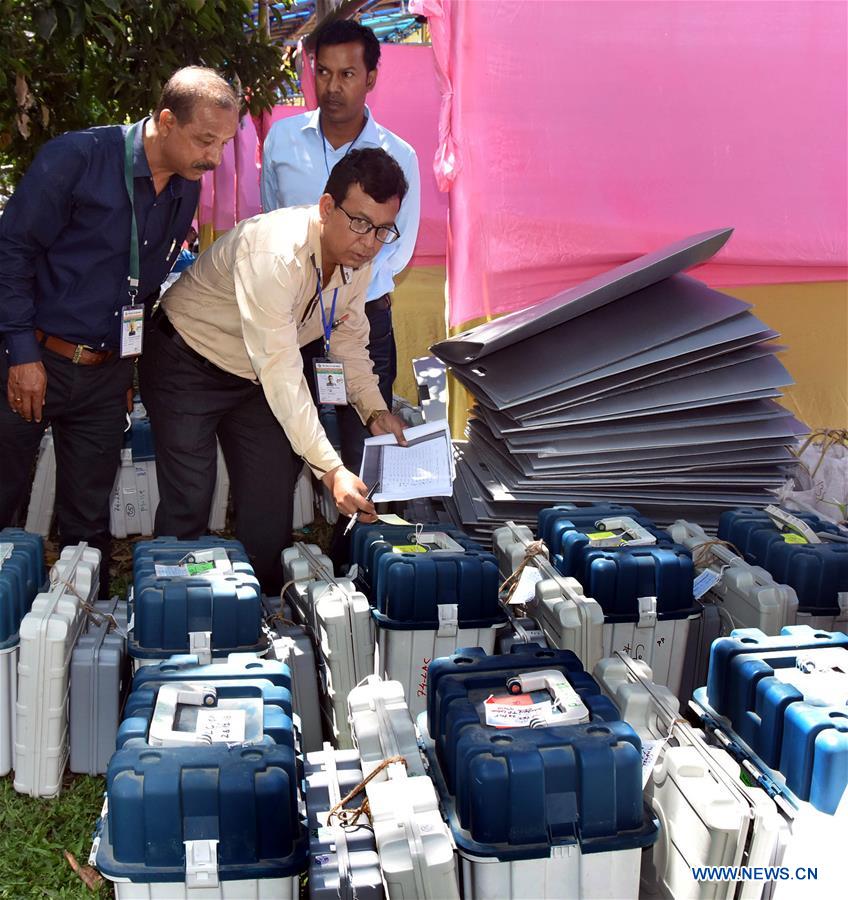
367;410;408;446
323;465;378;521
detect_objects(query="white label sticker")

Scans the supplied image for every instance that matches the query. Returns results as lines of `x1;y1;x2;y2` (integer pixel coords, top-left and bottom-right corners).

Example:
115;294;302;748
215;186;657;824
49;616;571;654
641;738;668;788
484;698;552;728
509;566;544;605
155;564;189;577
693;568;722;599
195;708;246;743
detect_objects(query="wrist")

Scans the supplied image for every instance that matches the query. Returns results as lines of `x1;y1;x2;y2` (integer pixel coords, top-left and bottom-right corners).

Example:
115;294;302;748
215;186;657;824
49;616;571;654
321;464;343;487
365;408;389;428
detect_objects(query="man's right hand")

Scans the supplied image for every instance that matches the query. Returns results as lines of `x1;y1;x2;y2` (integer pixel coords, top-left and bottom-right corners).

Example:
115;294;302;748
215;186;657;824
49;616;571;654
321;465;378;522
7;361;47;423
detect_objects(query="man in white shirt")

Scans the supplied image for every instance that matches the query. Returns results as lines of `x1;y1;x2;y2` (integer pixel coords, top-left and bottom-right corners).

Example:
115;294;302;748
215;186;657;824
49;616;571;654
262;19;421;475
140;149;408;591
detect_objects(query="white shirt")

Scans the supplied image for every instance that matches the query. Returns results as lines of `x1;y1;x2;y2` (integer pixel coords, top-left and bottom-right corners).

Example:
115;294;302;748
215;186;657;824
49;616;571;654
261;107;421;302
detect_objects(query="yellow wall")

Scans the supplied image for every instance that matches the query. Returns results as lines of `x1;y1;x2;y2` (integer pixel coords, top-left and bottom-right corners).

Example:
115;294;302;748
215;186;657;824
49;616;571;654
391;271;848;435
721;281;848;429
390;265;448;403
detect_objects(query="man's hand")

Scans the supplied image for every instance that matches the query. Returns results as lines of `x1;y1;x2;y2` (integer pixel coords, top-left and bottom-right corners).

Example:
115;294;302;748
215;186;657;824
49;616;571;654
126;387;134;414
7;361;47;423
322;465;378;522
367;409;408;446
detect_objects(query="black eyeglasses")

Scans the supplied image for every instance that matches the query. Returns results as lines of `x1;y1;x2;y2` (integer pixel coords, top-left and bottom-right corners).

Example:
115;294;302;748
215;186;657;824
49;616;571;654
337;204;401;244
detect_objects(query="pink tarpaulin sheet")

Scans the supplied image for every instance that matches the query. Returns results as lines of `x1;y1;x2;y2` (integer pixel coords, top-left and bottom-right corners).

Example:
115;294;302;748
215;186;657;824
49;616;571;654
202;44;447;266
198;112;261;234
413;0;848;328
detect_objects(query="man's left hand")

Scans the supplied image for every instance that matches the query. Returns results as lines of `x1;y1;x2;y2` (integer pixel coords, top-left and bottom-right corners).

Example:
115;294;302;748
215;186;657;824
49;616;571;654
367;410;408;445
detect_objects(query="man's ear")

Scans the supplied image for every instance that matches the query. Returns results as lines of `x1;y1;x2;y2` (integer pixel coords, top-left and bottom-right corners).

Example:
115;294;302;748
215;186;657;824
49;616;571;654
157;109;177;137
365;68;377;93
318;192;334;223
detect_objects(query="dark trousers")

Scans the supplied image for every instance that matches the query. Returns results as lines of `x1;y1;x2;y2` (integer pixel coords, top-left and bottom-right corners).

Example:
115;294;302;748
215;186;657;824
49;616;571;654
138;321;299;593
300;296;396;567
0;346;133;598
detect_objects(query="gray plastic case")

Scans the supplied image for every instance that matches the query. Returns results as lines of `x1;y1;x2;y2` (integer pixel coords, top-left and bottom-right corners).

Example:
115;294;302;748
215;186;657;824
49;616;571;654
265;597;324;753
304;745;384;900
69;597;128;774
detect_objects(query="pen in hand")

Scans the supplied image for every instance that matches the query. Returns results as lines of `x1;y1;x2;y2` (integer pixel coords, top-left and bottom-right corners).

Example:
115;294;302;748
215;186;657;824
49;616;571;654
343;481;380;536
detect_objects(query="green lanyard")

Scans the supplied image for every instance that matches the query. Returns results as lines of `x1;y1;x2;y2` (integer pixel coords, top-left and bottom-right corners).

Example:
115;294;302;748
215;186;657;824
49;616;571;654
123;122;141;303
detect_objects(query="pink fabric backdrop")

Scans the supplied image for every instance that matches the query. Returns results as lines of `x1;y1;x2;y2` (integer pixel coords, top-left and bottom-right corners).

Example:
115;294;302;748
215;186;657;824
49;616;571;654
412;0;848;327
201;44;448;266
198;112;262;234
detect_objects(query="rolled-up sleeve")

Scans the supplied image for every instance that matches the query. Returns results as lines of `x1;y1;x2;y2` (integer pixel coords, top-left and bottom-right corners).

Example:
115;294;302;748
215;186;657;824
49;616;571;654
232;249;342;478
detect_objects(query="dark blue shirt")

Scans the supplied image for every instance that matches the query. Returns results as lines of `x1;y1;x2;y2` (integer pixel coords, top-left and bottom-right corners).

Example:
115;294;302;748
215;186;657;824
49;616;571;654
0;118;200;365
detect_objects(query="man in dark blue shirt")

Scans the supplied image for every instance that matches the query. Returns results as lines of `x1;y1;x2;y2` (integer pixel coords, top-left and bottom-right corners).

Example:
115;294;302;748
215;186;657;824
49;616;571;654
0;66;239;596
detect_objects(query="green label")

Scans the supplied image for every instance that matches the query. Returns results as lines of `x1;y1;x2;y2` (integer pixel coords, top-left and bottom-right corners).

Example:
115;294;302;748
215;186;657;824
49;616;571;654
186;561;215;575
392;544;427;553
587;530;620;541
782;533;808;544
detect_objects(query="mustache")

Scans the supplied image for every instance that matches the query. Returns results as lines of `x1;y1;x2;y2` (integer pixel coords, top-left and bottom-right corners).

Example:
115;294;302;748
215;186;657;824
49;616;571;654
192;162;217;171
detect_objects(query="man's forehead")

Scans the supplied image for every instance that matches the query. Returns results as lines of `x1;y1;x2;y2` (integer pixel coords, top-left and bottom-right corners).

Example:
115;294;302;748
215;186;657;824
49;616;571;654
342;186;400;222
183;105;238;136
316;42;367;69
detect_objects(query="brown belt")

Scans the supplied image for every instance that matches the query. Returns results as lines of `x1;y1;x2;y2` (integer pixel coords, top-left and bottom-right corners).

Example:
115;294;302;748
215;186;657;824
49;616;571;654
35;329;115;366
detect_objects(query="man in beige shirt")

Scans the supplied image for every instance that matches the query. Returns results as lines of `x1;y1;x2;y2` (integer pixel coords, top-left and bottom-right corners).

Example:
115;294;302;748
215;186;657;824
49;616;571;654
139;148;407;590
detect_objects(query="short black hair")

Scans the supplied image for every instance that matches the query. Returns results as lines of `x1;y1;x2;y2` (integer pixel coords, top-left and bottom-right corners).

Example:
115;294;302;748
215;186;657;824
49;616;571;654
325;148;408;207
155;66;239;125
313;19;381;72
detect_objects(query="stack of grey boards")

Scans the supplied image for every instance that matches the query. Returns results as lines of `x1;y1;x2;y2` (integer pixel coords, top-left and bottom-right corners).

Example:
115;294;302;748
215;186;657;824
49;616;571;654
431;229;807;540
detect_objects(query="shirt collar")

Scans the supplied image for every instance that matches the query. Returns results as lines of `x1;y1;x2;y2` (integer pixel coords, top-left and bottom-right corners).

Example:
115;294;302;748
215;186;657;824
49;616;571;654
132;117;152;177
304;105;378;148
308;207;353;287
132;115;189;197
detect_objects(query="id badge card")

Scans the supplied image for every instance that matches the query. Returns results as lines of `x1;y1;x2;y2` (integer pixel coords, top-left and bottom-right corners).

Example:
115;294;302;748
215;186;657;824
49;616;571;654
120;304;144;357
314;358;348;405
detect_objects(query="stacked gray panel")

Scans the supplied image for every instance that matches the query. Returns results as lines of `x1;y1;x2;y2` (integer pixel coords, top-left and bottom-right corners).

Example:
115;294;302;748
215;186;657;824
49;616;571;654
70;598;127;775
430;229;807;539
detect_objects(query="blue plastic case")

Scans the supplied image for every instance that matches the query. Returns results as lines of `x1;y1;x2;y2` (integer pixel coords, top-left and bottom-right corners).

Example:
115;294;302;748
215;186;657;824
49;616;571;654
349;522;481;589
118;679;295;749
131;539;263;659
130;654;291;694
717;508;848;615
703;625;848;813
0;528;45;648
538;503;646;551
96;742;307;883
422;644;658;859
370;549;503;630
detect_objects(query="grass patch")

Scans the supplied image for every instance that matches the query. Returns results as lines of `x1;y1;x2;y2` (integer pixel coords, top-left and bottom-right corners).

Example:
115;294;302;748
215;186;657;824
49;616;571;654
2;520;334;898
0;774;108;898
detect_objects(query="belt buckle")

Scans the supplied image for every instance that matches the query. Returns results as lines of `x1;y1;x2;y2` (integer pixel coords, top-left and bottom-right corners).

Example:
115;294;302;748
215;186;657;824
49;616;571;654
72;343;94;364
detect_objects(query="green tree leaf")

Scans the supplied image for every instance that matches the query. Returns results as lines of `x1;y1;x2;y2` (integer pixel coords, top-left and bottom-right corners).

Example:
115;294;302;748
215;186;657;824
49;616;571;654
0;0;296;195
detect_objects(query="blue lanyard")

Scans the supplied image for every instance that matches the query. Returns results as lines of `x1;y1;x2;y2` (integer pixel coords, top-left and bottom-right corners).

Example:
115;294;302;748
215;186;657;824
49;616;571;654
316;274;338;356
319;113;368;177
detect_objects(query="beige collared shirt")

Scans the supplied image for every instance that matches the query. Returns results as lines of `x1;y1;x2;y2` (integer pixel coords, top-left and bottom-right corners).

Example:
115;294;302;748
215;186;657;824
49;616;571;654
162;206;386;478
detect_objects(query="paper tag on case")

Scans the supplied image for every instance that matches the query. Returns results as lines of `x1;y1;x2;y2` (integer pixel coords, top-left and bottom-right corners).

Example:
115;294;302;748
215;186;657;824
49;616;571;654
510;566;543;604
693;568;722;599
